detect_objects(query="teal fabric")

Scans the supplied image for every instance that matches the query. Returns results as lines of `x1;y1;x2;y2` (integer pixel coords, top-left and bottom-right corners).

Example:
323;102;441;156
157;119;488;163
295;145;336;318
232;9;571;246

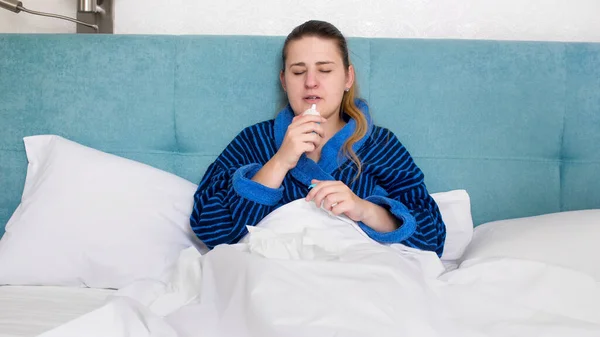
1;34;599;236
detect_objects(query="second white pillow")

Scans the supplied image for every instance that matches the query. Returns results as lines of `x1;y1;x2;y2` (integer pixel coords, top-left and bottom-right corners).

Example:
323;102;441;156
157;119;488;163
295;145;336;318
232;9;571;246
459;210;600;280
0;135;206;289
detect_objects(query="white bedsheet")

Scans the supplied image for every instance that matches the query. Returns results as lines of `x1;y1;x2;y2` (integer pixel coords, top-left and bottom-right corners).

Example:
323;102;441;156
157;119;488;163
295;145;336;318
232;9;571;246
0;285;114;337
35;200;600;337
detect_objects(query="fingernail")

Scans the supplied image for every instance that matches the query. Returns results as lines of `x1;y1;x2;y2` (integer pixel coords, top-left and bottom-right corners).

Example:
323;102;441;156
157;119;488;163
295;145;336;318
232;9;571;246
308;183;317;189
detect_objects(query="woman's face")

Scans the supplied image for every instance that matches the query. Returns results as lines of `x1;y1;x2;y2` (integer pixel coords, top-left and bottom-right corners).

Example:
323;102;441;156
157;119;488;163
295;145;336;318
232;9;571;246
281;36;354;120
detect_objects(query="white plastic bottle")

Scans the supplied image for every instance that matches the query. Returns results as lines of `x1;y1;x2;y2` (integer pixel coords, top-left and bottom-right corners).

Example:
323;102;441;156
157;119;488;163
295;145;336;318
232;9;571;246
302;104;320;118
302;104;320;134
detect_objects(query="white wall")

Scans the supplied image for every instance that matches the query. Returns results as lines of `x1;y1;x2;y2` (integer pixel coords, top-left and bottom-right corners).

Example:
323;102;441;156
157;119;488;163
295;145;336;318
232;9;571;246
0;0;75;33
1;0;600;42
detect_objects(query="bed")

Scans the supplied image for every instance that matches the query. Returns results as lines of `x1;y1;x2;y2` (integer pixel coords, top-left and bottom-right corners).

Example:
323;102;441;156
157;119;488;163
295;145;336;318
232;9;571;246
0;34;599;336
0;286;114;337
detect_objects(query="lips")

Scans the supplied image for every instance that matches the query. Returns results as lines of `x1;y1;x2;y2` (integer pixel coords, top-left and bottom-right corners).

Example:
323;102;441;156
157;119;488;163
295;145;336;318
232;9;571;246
304;95;321;103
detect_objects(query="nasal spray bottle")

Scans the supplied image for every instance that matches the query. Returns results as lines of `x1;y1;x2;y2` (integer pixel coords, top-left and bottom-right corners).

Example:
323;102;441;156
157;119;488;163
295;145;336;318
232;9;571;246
303;104;336;216
302;103;320;138
302;104;320;118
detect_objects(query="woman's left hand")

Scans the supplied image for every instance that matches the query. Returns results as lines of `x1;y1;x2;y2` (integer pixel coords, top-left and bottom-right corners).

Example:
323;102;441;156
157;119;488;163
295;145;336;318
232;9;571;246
305;179;368;222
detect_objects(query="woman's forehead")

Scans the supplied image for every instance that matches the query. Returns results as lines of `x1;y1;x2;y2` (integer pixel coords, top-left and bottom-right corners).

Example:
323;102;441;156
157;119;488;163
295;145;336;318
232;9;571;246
285;37;342;65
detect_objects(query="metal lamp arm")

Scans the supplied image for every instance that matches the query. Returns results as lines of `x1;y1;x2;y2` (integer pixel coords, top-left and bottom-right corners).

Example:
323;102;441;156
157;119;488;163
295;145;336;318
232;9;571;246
0;0;99;32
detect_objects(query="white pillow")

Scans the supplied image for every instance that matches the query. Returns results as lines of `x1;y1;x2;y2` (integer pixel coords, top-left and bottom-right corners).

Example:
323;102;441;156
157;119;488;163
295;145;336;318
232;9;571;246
0;135;207;289
459;210;600;280
431;189;474;261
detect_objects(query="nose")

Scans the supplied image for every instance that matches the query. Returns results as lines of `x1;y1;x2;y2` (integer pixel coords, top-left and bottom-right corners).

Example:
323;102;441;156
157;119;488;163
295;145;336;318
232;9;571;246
304;70;318;89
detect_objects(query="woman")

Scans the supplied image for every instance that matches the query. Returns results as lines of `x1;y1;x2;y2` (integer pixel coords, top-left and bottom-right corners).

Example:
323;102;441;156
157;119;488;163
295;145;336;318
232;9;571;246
190;20;446;257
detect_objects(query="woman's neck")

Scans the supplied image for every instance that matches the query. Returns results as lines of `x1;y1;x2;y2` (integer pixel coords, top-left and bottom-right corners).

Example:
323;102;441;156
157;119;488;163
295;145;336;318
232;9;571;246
306;114;346;163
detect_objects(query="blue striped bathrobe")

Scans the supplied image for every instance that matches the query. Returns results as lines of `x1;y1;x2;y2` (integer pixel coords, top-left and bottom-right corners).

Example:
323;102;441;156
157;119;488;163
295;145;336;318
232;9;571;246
190;100;446;257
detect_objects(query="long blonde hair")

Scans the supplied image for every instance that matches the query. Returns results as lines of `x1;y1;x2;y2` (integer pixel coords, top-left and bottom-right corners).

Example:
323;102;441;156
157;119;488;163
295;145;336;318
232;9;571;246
282;20;368;178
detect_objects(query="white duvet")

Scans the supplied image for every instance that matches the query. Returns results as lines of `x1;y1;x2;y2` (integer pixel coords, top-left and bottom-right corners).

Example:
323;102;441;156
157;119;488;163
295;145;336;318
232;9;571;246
38;200;600;337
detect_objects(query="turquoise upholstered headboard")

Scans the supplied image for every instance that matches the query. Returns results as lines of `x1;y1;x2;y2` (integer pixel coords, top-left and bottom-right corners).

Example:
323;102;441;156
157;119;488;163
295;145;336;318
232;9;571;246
1;34;599;236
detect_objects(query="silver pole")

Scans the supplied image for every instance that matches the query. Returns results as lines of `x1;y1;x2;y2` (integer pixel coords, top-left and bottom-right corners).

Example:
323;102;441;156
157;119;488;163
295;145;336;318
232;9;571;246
78;0;96;13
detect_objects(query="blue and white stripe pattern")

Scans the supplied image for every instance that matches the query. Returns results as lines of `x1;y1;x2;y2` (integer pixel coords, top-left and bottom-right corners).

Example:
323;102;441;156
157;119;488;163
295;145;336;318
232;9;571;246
190;101;446;256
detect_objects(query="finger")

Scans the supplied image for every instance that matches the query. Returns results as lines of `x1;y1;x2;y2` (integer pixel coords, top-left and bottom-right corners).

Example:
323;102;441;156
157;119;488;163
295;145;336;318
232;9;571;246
306;180;319;195
306;180;324;201
312;186;342;208
322;193;343;210
315;181;344;195
313;124;325;138
292;134;321;154
292;115;327;126
306;180;331;201
306;180;341;201
298;132;322;143
305;133;322;148
311;179;341;187
301;142;316;154
330;200;349;216
291;122;325;138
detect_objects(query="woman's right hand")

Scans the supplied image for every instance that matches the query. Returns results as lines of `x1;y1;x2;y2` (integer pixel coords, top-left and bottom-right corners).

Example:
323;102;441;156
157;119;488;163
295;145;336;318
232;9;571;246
273;114;327;170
